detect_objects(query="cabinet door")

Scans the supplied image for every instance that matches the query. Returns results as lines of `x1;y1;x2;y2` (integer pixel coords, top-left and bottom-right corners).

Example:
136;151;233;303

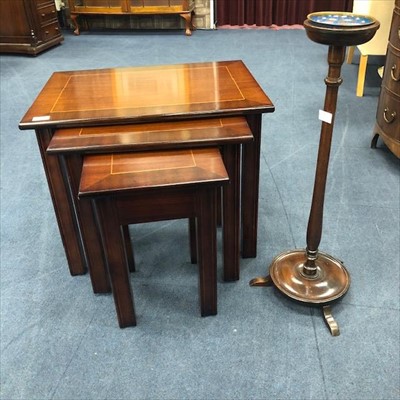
72;0;125;10
170;0;190;7
129;1;170;8
0;0;34;43
128;0;194;11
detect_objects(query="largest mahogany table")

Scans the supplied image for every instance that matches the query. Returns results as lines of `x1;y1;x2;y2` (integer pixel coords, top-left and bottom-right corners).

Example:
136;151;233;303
19;60;275;280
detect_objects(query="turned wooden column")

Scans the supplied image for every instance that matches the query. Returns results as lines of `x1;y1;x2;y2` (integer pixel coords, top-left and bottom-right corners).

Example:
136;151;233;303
304;45;346;276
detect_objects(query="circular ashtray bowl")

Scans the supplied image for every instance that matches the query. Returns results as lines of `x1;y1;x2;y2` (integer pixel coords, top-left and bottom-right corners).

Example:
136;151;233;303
304;11;380;46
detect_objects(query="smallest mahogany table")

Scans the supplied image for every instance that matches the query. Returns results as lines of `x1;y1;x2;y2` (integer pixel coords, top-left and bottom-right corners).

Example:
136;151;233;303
79;147;229;328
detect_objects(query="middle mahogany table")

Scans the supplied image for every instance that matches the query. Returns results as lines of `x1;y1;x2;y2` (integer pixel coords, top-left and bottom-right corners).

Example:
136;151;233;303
19;60;275;291
48;116;253;292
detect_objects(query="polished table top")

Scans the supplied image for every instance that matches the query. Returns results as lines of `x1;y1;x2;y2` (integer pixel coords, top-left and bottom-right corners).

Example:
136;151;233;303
19;60;274;130
47;117;253;154
79;148;229;197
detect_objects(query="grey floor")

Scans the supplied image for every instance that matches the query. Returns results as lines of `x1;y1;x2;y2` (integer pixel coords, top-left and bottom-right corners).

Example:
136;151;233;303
1;27;399;400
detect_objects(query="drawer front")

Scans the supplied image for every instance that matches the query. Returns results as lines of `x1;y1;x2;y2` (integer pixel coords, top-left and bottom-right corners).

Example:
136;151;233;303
376;88;400;141
38;4;58;25
35;0;54;7
383;47;400;96
40;21;61;41
389;8;400;51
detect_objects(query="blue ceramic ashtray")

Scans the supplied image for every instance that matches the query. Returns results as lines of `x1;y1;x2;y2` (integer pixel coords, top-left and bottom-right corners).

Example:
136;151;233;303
308;12;375;28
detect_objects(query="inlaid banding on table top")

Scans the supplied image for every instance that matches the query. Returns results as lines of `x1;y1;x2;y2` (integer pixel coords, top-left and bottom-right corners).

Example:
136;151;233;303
19;60;275;130
110;150;197;175
78;118;223;136
50;66;245;114
79;148;229;196
47;117;253;154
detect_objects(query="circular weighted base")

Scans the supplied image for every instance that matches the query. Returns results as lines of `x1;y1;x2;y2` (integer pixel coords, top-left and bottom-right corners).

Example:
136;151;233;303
269;249;350;305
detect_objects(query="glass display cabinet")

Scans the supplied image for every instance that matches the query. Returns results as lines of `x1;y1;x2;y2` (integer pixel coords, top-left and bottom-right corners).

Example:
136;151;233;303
68;0;195;35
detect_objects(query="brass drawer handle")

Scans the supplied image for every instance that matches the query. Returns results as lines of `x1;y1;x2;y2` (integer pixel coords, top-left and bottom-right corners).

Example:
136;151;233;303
383;108;396;124
41;10;56;17
391;64;400;82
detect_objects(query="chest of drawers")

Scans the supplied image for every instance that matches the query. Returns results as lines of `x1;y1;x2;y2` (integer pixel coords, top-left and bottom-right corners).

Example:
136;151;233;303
372;0;400;157
0;0;63;55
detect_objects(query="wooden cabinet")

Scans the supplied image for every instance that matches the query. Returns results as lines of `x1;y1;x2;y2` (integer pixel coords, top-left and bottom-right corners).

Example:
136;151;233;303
372;0;400;158
0;0;63;55
69;0;195;36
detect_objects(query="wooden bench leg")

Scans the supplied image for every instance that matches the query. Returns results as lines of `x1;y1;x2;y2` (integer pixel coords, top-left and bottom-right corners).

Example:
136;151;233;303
95;197;137;328
196;187;217;317
179;12;194;36
70;14;80;35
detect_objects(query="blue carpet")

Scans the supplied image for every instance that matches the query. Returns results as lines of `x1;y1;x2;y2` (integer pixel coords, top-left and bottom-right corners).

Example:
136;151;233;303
1;28;399;400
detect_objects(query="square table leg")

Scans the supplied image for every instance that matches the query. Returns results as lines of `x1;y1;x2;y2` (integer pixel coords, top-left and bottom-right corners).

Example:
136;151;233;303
60;153;111;293
242;114;262;258
94;196;137;328
222;144;241;281
35;128;87;276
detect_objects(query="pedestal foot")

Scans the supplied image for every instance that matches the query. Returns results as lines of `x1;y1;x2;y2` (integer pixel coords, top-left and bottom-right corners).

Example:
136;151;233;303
322;305;340;336
249;275;273;287
371;132;379;149
250;250;349;336
269;250;350;304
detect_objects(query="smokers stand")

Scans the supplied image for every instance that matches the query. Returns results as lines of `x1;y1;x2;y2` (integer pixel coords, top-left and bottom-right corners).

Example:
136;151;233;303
250;12;380;336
